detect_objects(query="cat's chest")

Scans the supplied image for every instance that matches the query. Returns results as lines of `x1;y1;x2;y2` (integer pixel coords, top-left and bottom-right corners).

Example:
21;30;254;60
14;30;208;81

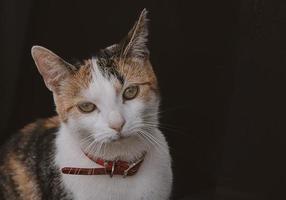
60;158;160;200
54;129;172;200
56;147;171;200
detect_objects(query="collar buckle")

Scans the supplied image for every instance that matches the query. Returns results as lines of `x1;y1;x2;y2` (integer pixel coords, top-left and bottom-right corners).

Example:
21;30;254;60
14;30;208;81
123;156;144;178
110;161;115;178
103;161;108;175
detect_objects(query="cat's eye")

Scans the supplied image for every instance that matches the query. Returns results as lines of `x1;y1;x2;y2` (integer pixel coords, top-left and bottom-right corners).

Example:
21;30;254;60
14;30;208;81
77;102;96;113
123;85;139;100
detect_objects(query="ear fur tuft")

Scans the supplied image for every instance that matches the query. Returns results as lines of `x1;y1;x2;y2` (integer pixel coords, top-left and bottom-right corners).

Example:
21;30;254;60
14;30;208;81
121;9;149;60
31;45;76;92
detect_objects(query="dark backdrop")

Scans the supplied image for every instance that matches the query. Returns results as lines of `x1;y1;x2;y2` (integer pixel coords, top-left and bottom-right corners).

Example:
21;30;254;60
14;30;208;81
1;1;286;200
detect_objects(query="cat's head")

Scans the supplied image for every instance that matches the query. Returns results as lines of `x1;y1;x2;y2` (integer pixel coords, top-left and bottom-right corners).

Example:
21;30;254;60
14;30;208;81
31;9;159;149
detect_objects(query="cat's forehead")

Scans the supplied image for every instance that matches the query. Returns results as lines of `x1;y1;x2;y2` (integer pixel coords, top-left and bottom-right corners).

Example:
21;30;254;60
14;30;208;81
79;58;119;108
95;45;125;84
65;45;157;100
90;47;153;85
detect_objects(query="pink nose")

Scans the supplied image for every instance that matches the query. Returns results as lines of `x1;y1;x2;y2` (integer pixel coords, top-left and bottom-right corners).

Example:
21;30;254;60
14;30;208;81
108;111;126;133
110;119;125;133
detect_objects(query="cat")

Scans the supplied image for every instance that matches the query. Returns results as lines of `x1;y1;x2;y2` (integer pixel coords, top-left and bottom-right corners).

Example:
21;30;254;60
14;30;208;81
0;9;172;200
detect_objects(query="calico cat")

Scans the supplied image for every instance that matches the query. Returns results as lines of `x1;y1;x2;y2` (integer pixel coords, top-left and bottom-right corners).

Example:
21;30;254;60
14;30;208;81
0;9;172;200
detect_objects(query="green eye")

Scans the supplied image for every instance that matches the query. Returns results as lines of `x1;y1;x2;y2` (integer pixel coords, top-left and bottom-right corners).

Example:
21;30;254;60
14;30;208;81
123;85;139;100
77;102;96;113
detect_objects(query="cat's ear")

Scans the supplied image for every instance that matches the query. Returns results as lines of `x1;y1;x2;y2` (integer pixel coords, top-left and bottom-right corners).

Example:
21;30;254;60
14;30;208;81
120;9;149;61
31;46;77;92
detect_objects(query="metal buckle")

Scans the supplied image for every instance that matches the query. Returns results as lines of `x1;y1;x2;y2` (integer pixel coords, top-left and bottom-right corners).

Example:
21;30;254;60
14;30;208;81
103;161;108;175
103;160;115;178
110;161;115;178
123;156;144;178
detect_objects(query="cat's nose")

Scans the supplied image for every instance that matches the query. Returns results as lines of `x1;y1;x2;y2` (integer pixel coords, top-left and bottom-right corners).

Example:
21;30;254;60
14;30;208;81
110;120;125;133
108;111;125;133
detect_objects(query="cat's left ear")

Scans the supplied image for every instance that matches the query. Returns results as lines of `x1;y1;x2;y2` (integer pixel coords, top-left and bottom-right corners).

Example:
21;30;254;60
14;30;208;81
120;9;149;61
31;46;77;92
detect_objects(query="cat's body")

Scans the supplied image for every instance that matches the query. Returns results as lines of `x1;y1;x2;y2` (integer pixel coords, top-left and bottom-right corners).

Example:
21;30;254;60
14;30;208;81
0;117;171;200
0;9;172;200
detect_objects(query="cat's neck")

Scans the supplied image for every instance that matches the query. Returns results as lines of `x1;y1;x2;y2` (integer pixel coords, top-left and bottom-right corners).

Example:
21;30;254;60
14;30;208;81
55;123;153;167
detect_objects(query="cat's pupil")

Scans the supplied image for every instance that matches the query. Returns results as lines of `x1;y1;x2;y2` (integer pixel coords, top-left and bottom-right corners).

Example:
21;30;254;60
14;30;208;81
83;104;89;108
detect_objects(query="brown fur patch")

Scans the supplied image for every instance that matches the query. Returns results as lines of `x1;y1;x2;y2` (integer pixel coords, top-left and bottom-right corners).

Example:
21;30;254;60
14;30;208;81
43;116;60;129
0;165;15;199
116;58;158;101
117;59;157;87
8;153;40;200
20;123;37;134
55;59;93;121
20;116;60;134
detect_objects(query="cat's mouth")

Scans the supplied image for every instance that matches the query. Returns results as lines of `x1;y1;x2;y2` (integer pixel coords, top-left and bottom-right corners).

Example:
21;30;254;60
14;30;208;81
82;131;137;146
105;131;142;144
109;134;131;142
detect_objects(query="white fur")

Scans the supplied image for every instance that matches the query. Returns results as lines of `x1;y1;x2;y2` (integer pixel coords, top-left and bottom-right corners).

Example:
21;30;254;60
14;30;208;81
55;58;172;200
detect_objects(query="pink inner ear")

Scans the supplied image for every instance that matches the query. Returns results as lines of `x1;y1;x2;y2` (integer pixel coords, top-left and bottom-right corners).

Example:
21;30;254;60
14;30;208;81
36;54;50;75
32;47;70;92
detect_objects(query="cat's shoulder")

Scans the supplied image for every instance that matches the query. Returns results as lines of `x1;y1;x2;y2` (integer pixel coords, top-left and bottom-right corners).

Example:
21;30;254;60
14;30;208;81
20;115;60;135
0;116;60;153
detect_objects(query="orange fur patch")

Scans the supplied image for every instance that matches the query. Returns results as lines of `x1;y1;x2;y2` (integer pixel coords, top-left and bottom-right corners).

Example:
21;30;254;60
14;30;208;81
116;59;158;101
55;59;93;121
8;153;40;200
117;59;157;88
20;123;37;134
43;116;60;129
0;165;14;198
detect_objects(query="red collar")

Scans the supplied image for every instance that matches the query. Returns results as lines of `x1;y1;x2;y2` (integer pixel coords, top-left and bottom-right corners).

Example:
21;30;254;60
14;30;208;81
61;152;146;178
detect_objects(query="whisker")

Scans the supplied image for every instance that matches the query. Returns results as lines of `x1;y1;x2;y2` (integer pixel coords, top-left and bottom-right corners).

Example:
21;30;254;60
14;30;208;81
138;130;168;154
141;123;189;135
80;134;94;144
141;130;166;148
137;132;154;149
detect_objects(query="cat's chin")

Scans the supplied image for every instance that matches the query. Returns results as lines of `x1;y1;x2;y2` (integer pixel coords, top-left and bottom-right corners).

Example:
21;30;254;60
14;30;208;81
82;134;146;161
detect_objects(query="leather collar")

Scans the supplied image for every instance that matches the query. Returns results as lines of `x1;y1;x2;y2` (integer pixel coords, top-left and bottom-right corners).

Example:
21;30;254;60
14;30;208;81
61;152;146;178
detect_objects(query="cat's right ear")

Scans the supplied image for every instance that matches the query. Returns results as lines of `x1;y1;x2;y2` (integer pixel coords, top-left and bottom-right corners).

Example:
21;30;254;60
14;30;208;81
31;46;77;92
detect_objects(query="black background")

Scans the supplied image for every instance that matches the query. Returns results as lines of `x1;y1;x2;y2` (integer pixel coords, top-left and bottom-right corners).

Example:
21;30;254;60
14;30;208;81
1;1;286;199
